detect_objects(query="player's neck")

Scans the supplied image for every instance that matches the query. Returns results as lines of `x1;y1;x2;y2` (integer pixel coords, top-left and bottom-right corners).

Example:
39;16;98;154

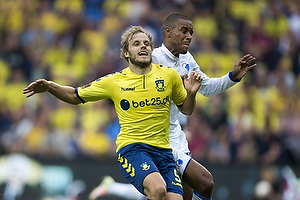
129;63;152;75
164;42;180;58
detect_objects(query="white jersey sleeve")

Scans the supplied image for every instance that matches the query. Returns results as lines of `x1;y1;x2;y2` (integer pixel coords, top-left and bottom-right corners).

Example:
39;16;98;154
187;53;237;97
152;44;239;153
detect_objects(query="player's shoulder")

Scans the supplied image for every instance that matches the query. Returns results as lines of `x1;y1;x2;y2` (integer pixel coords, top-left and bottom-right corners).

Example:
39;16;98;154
152;63;173;70
153;45;164;54
179;51;194;59
152;45;166;60
152;64;178;76
94;69;127;82
110;68;129;76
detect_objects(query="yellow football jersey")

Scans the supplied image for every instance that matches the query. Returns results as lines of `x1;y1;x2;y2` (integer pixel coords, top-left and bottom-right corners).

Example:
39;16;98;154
76;64;187;152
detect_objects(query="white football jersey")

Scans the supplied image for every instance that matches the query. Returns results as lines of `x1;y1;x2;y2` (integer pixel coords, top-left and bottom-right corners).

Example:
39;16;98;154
152;43;237;153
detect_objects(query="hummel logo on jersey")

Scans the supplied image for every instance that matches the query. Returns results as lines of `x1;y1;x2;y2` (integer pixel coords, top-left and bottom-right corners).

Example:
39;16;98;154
121;87;135;91
172;169;183;188
118;154;135;177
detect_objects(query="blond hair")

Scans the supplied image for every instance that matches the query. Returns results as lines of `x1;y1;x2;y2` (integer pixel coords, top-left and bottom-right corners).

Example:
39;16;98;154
120;26;154;62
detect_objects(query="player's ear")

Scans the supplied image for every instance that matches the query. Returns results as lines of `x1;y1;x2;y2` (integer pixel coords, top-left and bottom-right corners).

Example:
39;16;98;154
165;27;172;38
124;51;130;59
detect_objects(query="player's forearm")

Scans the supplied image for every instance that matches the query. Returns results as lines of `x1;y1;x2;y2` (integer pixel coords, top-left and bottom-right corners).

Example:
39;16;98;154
179;91;197;115
47;81;81;105
199;74;236;97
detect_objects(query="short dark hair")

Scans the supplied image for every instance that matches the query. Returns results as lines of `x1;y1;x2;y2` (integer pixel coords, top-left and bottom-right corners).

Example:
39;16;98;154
162;13;191;30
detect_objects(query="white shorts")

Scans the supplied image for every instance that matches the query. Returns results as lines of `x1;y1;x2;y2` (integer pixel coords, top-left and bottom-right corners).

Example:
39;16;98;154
172;148;192;178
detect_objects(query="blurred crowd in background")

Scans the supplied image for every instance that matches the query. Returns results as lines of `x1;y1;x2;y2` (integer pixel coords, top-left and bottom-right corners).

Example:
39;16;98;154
0;0;300;199
0;0;300;167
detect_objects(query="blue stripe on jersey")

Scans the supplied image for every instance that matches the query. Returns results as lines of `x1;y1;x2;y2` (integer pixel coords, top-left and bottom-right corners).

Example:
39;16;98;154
75;88;86;103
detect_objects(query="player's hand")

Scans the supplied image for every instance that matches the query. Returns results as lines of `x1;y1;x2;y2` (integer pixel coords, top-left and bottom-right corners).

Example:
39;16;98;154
231;54;257;80
23;79;49;98
182;71;203;93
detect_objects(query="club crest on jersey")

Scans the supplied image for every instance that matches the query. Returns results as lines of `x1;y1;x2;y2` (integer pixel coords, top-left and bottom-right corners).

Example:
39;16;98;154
182;63;190;72
176;159;183;167
155;80;165;92
140;162;150;171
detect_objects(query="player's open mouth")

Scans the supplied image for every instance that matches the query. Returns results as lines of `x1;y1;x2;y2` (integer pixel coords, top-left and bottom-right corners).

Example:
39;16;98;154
138;51;148;56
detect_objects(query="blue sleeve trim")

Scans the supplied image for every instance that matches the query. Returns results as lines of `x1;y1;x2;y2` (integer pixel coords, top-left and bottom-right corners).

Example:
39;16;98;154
229;71;241;82
75;88;86;104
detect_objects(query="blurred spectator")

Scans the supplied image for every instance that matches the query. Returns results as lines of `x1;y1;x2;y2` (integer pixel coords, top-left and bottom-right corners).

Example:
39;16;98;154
253;165;284;200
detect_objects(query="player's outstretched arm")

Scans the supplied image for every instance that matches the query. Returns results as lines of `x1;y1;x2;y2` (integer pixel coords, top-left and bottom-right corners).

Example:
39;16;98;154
230;54;257;80
179;71;203;116
23;79;81;105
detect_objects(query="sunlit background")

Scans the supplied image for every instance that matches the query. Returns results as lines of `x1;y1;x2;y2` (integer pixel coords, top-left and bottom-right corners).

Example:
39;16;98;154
0;0;299;199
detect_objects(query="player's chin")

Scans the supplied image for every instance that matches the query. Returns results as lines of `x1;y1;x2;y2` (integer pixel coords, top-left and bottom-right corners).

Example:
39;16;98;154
180;46;189;54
